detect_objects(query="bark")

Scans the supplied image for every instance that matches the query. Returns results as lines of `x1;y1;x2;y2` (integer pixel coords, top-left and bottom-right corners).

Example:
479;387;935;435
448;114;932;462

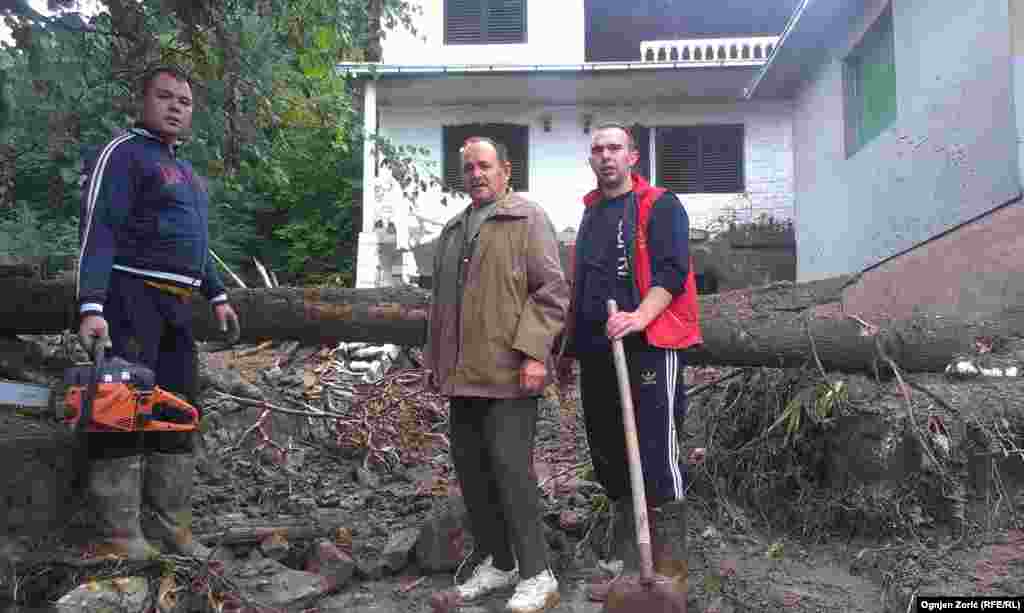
366;0;384;62
2;275;1022;373
218;24;242;178
0;144;14;211
0;278;431;346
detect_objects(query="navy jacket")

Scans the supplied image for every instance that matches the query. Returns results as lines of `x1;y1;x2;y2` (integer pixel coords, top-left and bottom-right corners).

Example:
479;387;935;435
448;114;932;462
569;190;689;356
77;128;227;315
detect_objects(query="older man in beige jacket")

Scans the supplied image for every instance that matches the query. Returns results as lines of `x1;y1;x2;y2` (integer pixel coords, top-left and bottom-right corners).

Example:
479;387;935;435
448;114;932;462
424;136;569;613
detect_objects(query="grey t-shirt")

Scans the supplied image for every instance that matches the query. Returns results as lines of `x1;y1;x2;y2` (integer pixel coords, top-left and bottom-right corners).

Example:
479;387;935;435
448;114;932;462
466;199;498;244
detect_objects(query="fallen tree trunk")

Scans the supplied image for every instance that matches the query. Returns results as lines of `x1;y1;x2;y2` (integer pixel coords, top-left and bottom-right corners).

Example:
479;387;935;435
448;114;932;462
0;278;430;346
3;276;1023;373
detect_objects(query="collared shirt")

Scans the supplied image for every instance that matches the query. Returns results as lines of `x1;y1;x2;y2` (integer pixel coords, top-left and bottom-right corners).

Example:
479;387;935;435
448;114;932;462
466;198;498;246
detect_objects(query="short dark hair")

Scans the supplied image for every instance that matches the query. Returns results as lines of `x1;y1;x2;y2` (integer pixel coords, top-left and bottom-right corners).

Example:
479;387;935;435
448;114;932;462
140;66;192;97
461;136;510;164
593;122;636;151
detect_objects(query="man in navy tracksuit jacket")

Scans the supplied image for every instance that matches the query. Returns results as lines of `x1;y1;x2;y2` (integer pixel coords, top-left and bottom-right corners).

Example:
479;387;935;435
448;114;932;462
562;123;699;602
76;67;239;559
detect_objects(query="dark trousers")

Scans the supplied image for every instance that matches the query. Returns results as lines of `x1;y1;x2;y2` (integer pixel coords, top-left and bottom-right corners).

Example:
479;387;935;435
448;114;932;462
448;396;548;578
88;272;198;459
580;345;687;507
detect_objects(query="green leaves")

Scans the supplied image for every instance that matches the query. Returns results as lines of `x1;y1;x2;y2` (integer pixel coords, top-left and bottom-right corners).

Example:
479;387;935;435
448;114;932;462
1;0;422;285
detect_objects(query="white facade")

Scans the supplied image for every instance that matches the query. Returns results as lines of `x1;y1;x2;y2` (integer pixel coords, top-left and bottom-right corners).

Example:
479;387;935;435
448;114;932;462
374;101;793;236
382;0;585;65
352;0;793;287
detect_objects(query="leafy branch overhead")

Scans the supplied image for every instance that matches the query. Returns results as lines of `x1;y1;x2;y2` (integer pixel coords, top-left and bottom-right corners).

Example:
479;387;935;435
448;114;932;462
0;0;435;284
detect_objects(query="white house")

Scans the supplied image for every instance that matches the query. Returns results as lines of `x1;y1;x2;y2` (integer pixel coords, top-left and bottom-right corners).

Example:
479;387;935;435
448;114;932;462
341;0;793;288
345;0;1024;325
745;0;1024;321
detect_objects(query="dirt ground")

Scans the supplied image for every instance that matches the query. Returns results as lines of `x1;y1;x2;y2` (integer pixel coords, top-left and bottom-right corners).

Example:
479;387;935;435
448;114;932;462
187;344;1024;613
4;339;1022;613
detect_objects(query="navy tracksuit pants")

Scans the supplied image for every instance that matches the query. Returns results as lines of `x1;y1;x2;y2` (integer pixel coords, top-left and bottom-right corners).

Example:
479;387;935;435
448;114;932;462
88;271;198;459
580;344;687;507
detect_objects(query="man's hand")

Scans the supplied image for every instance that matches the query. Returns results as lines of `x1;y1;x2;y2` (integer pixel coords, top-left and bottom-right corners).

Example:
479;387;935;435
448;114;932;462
78;314;112;356
214;302;241;345
520;358;547;393
606;310;648;340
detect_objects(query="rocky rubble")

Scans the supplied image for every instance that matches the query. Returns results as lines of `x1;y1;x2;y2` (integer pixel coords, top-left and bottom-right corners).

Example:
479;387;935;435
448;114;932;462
2;334;1023;612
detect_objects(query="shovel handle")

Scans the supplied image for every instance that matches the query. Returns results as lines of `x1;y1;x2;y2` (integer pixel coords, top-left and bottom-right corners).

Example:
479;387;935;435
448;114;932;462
607;299;655;581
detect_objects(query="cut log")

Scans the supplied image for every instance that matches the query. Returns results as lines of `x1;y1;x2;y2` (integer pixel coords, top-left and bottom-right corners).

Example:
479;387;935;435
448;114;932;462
0;278;430;346
2;276;1023;373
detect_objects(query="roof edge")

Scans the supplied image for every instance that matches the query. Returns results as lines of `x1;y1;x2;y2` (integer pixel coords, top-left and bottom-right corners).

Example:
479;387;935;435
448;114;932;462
742;0;813;99
335;59;768;78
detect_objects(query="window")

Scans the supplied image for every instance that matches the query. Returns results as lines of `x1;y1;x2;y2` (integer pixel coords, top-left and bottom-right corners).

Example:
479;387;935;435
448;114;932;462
445;0;526;45
844;4;897;156
631;124;651;181
443;123;530;192
655;125;744;194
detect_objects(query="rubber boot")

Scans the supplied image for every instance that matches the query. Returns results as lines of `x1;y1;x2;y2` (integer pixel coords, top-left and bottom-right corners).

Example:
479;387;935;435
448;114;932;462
88;456;159;559
586;499;640;602
652;499;688;592
142;452;212;558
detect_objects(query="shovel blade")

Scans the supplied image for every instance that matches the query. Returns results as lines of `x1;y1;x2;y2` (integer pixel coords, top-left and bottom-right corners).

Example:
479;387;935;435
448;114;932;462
602;575;687;613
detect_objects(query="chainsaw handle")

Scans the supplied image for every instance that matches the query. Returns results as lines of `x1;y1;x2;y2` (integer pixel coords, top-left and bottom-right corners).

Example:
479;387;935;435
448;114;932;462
78;341;107;433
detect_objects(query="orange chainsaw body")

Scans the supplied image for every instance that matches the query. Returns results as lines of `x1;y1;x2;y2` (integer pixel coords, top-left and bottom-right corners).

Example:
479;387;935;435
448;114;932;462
63;357;199;432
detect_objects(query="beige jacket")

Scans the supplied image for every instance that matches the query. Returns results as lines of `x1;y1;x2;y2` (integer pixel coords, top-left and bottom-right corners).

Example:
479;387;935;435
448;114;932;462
424;191;569;398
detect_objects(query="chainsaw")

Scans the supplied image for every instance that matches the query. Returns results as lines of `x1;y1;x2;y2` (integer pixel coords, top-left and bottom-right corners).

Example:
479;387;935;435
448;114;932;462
0;353;199;432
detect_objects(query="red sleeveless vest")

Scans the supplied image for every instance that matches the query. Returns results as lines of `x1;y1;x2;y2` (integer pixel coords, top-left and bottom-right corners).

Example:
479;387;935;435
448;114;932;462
582;173;703;349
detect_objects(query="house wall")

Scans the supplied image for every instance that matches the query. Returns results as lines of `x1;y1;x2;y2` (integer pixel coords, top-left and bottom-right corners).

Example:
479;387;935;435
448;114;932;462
791;0;1021;283
1013;0;1024;186
368;100;794;283
381;0;585;65
843;197;1024;321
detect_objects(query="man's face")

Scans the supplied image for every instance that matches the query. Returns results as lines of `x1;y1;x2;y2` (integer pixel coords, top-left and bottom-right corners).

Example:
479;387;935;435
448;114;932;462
141;72;193;141
461;141;510;205
589;127;639;189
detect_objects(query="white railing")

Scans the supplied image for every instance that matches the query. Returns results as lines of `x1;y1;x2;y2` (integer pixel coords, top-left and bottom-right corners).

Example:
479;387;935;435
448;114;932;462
640;36;780;64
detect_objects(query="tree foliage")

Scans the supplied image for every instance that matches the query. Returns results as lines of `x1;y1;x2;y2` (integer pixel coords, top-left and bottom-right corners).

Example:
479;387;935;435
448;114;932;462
0;0;428;285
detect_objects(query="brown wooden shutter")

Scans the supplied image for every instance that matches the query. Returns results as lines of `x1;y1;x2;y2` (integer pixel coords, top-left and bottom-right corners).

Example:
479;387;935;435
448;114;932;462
443;123;530;193
656;125;743;194
656;127;700;194
445;0;484;45
631;123;651;181
700;125;744;193
445;0;525;45
487;0;526;43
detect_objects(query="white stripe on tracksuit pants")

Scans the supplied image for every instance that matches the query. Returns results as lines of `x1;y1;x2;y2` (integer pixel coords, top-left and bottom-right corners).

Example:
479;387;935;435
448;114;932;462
580;344;686;507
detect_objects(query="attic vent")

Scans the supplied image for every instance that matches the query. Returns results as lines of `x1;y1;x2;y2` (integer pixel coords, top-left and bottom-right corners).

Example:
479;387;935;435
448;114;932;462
445;0;526;45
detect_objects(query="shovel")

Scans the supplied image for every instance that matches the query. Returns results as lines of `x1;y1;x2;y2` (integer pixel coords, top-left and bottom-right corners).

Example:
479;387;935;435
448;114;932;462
602;299;686;613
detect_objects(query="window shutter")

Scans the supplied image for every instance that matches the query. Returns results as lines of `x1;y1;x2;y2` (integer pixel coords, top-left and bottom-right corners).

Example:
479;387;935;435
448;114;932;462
445;0;483;45
443;123;530;193
656;125;743;194
656;127;700;194
700;125;744;193
631;124;651;181
487;0;526;44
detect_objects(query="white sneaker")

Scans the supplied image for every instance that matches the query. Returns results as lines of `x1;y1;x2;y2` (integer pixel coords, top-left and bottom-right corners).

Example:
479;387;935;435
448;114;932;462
456;555;519;602
505;569;560;613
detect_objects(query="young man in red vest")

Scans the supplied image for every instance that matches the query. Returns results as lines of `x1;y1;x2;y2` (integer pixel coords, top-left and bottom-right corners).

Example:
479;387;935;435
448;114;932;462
561;123;702;601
